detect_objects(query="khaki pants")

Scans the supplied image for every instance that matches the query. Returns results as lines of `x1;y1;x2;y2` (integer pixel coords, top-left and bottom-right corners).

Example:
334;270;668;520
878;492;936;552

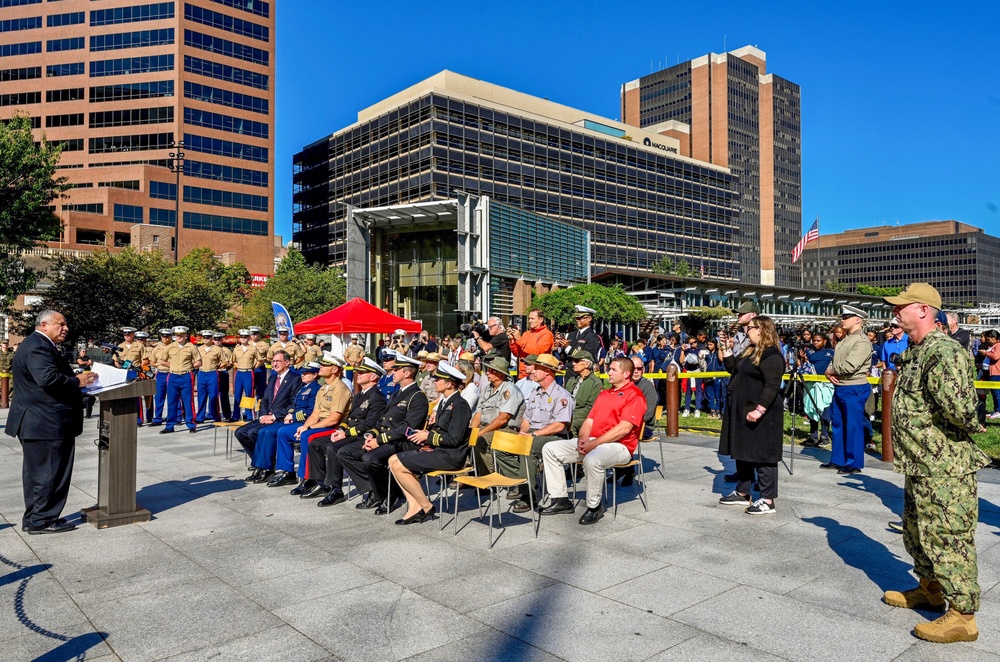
542;438;631;509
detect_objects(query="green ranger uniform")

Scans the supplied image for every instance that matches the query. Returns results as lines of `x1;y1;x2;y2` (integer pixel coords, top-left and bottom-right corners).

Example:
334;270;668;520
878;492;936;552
893;328;990;613
563;371;605;437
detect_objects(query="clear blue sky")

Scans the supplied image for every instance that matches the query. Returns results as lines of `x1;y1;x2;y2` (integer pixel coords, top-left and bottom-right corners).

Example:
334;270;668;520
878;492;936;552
273;1;1000;243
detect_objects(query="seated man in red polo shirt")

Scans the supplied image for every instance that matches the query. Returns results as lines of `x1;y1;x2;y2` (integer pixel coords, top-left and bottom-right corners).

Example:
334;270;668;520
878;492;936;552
538;357;646;525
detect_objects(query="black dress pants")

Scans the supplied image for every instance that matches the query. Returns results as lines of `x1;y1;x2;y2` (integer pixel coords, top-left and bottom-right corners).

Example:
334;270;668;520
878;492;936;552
235;419;265;456
338;439;419;503
307;435;358;487
21;437;75;528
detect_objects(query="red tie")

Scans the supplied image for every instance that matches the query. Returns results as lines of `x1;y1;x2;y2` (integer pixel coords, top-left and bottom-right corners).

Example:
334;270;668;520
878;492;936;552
273;375;281;399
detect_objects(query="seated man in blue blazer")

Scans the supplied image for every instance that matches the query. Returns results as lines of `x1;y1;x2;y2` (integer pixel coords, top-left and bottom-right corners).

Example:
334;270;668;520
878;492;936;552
235;350;301;458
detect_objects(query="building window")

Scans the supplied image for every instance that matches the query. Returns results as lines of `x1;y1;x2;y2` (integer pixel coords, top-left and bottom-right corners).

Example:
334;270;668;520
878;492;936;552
90;106;173;128
113;203;143;223
184;133;267;163
185;160;267;187
1;41;42;57
114;231;131;247
45;113;84;127
58;138;84;151
149;181;177;200
0;0;41;7
184;3;268;41
183;29;268;66
90;80;173;102
184;108;268;138
90;28;174;52
46;37;85;52
88;132;173;154
47;62;85;77
47;11;84;27
64;203;104;214
75;228;106;245
149;207;176;226
183;81;266;114
90;54;173;77
0;65;40;81
184;185;267;211
0;16;42;31
209;0;268;18
90;2;175;27
46;88;84;102
183;54;267;90
1;115;40;128
184;211;267;236
100;180;140;190
0;91;40;106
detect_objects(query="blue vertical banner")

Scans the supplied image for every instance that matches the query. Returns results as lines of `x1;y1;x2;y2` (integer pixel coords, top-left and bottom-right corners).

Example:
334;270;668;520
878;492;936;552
271;301;294;337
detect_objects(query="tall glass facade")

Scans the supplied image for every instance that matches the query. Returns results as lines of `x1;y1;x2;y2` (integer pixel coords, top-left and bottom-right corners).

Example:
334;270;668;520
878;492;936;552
294;90;739;280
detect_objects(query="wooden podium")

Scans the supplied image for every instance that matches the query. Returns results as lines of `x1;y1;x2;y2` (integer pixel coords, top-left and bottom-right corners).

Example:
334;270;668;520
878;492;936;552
81;380;156;528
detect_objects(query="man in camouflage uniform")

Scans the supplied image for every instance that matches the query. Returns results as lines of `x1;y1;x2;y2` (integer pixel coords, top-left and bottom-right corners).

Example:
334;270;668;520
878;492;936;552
881;283;990;643
0;341;14;405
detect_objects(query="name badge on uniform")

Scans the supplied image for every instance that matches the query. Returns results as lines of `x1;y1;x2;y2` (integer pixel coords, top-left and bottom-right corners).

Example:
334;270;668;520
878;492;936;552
361;401;369;409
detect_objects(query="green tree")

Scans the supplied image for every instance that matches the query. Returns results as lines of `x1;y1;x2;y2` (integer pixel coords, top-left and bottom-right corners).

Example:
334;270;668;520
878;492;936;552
651;255;675;275
234;249;346;331
0;114;69;313
855;283;902;297
16;248;170;345
824;279;851;293
159;248;250;332
532;283;647;328
681;305;732;328
674;259;694;277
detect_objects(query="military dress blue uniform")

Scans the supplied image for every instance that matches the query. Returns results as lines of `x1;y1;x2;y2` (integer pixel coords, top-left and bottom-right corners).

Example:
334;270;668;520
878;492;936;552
251;377;319;470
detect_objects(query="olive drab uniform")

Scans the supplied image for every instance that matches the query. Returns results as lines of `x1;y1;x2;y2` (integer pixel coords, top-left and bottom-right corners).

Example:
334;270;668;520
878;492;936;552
231;343;261;421
892;329;991;613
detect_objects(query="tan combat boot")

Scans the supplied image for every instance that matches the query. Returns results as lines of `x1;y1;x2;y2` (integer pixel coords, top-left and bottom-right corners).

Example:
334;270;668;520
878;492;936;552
883;578;946;611
913;608;979;643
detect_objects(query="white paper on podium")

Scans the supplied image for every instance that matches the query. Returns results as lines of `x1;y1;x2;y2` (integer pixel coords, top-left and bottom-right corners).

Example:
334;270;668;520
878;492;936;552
83;363;129;393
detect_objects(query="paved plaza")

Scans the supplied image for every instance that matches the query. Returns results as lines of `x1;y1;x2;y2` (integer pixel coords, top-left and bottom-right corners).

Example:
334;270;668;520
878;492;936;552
2;409;1000;661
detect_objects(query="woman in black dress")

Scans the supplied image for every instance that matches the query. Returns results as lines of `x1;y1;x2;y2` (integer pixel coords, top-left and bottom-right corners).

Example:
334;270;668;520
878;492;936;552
717;315;785;515
388;362;472;524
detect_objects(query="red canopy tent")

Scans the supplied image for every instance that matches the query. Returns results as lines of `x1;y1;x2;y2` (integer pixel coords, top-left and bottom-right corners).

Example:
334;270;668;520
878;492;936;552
293;298;422;336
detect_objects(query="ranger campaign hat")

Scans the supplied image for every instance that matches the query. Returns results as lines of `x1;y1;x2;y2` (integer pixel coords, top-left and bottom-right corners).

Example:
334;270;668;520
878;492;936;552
433;362;466;385
159;328;173;337
424;352;443;363
248;326;262;334
172;326;189;335
568;349;595;364
482;355;511;376
526;353;560;372
882;283;943;310
135;331;149;339
459;351;476;361
735;301;760;315
573;305;596;319
355;357;386;377
416;350;429;360
840;304;868;320
301;362;321;374
238;329;251;336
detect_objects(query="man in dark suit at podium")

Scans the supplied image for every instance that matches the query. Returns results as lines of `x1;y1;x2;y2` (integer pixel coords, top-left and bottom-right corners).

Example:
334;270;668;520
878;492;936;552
235;350;301;457
4;310;97;535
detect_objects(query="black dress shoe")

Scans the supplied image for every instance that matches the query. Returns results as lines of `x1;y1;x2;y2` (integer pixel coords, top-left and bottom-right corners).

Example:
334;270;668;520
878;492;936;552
244;468;262;483
267;471;298;487
159;428;174;434
819;462;839;470
290;479;316;496
188;428;197;434
837;467;862;475
511;499;533;513
579;506;605;525
300;483;329;499
253;470;275;484
374;498;399;516
355;493;379;509
538;499;575;515
148;422;163;427
26;521;77;535
723;472;738;482
317;490;347;507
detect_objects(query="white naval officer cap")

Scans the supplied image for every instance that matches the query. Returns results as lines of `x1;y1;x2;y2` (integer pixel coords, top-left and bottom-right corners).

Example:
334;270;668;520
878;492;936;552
159;328;173;336
238;329;251;336
172;326;189;335
121;326;137;334
389;351;421;368
573;305;596;318
840;304;868;320
135;331;149;339
248;326;261;333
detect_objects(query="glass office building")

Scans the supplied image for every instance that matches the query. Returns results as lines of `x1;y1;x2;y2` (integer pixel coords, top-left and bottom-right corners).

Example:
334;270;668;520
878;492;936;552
294;71;740;292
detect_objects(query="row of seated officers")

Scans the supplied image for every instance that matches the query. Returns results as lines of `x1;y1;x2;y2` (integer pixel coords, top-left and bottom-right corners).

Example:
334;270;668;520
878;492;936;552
235;347;656;526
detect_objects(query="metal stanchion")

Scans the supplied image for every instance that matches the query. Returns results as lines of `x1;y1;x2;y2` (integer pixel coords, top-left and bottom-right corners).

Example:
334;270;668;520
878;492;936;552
785;373;799;476
666;364;679;438
881;369;896;463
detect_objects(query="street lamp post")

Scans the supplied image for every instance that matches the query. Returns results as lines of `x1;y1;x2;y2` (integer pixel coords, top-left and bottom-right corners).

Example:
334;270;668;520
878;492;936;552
168;140;185;265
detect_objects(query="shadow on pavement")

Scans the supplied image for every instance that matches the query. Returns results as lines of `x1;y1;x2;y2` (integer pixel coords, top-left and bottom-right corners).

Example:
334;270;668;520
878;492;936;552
137;475;245;516
802;516;911;591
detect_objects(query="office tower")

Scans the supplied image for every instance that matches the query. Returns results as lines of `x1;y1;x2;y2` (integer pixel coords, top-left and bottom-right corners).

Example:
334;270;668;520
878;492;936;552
0;0;275;274
621;46;801;286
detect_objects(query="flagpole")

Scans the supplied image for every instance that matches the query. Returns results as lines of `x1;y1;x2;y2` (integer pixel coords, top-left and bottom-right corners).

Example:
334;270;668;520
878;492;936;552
814;215;820;292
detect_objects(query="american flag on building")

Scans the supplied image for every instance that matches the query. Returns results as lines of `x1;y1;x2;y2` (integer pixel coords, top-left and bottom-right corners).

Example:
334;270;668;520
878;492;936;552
792;218;819;263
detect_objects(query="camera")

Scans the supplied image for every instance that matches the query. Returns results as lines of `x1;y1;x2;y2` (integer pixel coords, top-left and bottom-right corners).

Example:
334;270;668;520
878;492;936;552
460;320;490;340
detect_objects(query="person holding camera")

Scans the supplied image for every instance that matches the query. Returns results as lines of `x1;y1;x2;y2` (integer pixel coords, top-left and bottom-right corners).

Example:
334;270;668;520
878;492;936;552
474;317;511;362
508;309;553;378
387;329;410;358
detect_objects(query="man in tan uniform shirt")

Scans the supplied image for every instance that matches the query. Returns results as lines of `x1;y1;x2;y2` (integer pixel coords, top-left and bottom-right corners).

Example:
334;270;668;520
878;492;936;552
162;326;202;434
